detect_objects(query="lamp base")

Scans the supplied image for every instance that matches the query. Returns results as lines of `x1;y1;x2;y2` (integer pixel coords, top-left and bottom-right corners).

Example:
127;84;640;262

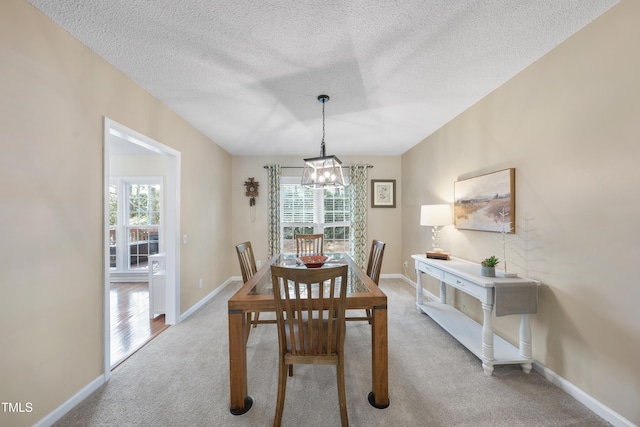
426;251;450;260
496;270;518;278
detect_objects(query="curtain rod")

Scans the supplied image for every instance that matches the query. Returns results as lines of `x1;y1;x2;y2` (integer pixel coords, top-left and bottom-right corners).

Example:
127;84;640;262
263;165;373;169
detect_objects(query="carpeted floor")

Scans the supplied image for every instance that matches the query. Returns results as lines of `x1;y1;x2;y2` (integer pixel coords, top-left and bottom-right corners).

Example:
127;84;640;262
54;279;610;426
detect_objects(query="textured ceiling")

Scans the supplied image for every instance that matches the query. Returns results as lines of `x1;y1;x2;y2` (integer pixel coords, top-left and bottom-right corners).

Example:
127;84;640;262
28;0;618;156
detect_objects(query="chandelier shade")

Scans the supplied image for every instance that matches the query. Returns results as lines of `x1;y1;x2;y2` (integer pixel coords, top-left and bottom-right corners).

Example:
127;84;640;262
301;154;345;187
301;95;345;188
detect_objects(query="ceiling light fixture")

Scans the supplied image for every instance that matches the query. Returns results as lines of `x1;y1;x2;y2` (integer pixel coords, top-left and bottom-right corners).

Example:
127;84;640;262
301;95;345;188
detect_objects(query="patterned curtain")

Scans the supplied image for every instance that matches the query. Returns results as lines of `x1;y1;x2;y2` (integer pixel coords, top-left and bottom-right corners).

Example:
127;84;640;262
266;164;281;258
349;165;368;268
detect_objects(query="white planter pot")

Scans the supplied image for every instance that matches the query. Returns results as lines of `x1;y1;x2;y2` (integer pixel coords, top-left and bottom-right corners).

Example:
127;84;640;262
481;266;495;277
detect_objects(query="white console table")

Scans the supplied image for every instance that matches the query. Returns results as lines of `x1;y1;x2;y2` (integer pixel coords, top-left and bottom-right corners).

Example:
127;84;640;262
412;255;539;376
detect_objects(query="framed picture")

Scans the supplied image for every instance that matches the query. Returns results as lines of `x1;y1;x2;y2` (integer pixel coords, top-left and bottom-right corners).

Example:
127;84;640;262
371;180;396;208
454;168;515;232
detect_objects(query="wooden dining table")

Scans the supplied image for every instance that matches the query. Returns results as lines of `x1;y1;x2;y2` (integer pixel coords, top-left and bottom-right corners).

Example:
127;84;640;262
227;252;390;415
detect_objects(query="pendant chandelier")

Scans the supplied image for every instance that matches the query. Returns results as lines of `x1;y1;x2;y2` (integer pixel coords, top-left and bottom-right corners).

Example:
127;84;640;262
301;95;345;188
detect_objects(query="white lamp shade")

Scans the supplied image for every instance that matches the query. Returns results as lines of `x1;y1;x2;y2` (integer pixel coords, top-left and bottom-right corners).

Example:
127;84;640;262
420;204;452;226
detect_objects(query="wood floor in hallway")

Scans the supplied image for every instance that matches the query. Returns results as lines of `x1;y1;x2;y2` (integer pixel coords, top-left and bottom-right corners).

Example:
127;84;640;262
110;282;169;369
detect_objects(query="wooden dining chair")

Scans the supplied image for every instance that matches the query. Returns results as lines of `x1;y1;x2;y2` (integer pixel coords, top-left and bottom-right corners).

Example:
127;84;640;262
270;264;350;427
295;233;324;256
236;241;271;338
361;240;386;323
236;241;257;283
366;240;386;285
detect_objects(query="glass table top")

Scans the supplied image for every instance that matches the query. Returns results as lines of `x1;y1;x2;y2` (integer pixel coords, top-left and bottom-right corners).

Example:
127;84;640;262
249;253;370;296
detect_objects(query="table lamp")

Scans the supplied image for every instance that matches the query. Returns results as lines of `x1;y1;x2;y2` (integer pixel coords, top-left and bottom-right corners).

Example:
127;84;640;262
420;204;452;259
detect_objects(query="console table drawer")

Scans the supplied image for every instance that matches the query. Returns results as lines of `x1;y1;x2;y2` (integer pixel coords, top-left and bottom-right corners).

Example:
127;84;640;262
443;272;484;300
416;260;443;279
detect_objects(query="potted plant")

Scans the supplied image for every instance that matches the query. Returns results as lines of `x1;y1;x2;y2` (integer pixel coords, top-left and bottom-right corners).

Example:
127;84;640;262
481;256;499;277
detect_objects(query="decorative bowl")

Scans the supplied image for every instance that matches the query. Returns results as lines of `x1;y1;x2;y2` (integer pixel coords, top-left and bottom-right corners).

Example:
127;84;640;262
297;255;329;268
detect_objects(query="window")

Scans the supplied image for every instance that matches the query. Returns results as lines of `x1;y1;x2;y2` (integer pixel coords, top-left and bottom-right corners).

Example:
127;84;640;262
280;178;350;254
110;178;162;272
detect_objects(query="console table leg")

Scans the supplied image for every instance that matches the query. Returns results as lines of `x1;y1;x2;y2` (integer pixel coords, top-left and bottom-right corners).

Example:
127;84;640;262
519;314;533;374
482;363;495;376
415;270;423;307
481;302;495;376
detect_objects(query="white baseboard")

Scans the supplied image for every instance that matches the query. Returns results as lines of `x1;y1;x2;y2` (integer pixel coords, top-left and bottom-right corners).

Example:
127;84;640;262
400;274;415;287
380;273;404;279
34;376;104;427
403;274;635;427
38;277;239;426
531;364;635;427
179;277;236;322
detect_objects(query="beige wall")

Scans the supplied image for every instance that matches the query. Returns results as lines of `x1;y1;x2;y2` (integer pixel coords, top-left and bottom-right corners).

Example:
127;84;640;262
0;1;232;425
110;154;167;176
402;1;639;423
2;0;638;425
231;155;402;275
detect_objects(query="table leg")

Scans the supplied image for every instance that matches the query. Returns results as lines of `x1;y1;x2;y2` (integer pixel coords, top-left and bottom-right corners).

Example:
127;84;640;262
228;309;253;415
368;305;390;409
440;280;447;304
481;302;495;376
519;314;533;374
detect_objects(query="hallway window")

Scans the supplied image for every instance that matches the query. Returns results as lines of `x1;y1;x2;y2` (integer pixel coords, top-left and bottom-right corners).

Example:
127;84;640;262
110;178;162;272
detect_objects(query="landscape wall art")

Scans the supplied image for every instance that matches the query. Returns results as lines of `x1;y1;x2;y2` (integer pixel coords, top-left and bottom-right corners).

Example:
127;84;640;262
454;168;515;233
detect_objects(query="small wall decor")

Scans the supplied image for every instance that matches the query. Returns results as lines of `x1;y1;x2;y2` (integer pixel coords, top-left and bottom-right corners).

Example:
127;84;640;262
244;177;259;206
495;207;518;277
454;168;515;232
371;179;396;208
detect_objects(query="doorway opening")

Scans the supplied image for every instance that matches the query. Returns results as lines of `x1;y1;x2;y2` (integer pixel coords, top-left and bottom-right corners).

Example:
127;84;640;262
103;118;181;377
109;282;170;368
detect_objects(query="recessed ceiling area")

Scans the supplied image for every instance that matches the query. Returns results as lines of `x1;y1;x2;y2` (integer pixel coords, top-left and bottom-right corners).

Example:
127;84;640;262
28;0;619;156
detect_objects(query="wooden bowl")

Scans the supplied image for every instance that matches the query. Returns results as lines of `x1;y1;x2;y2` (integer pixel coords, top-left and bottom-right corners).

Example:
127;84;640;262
297;255;329;268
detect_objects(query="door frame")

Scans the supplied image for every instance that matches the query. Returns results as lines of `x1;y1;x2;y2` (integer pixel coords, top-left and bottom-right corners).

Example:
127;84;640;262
102;117;181;379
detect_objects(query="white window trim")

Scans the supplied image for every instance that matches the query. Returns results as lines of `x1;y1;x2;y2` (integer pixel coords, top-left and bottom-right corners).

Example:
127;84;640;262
280;176;350;253
110;176;163;274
